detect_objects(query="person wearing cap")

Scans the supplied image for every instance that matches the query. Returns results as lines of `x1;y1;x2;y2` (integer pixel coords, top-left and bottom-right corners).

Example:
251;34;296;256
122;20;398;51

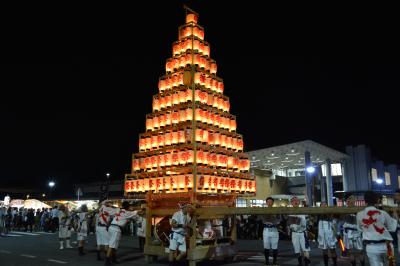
169;202;195;264
76;204;89;256
95;200;119;261
357;191;398;266
261;196;280;265
287;196;311;266
136;205;146;252
317;202;338;266
105;201;139;265
58;205;73;250
343;195;365;266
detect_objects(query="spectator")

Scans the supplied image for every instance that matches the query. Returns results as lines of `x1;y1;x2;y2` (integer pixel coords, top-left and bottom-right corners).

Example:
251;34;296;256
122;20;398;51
26;208;35;232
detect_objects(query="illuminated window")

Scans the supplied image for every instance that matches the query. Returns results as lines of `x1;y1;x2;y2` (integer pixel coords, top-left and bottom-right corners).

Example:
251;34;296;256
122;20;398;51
384;172;391;185
371;168;378;181
322;163;343;176
236;198;247;207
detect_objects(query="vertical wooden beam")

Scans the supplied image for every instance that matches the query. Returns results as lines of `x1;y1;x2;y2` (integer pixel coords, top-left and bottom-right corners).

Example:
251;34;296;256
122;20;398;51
144;206;152;256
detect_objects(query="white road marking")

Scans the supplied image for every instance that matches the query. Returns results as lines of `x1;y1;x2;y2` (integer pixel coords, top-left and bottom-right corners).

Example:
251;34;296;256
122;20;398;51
21;254;36;258
36;231;56;234
10;231;40;236
48;259;68;264
4;234;23;237
0;250;11;254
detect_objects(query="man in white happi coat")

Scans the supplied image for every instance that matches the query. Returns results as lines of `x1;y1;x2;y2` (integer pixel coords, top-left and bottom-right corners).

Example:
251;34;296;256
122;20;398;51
169;203;195;265
76;204;89;256
317;202;337;266
343;195;365;266
288;196;311;266
95;200;119;261
261;197;280;265
357;191;398;266
105;201;138;265
58;205;73;250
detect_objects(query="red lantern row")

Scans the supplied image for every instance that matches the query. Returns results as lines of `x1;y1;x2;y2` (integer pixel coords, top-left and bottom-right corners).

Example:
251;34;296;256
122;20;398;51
125;175;193;193
158;72;223;94
179;25;204;40
125;175;255;194
146;108;236;132
172;38;210;57
196;175;256;193
153;89;229;112
139;129;243;152
166;53;217;74
132;151;250;172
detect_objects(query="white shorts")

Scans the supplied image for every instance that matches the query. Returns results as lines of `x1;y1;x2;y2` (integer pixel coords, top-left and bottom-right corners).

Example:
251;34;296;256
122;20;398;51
343;229;363;251
169;232;186;252
292;231;311;254
366;243;391;266
108;226;121;249
96;226;109;246
317;230;337;250
59;225;71;239
263;227;279;249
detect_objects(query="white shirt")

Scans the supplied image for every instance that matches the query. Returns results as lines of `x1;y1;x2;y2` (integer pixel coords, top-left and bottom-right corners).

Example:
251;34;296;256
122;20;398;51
110;209;138;227
288;215;307;232
171;210;191;234
51;208;59;218
136;216;146;237
96;205;119;226
356;206;397;241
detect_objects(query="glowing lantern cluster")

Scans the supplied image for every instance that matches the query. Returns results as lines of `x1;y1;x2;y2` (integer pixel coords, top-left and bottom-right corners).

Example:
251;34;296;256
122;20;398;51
153;89;229;112
158;72;223;94
125;12;255;196
132;151;249;173
145;108;236;132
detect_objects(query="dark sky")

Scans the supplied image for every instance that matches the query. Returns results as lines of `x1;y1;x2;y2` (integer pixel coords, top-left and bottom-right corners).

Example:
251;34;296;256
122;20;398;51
1;2;399;195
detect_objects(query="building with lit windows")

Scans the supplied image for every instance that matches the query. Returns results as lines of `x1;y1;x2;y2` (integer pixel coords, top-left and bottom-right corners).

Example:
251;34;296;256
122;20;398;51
238;140;399;207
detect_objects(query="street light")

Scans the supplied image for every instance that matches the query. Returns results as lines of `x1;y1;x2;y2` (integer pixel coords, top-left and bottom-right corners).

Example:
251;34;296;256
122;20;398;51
376;178;383;184
106;173;110;178
306;166;316;174
42;193;46;198
48;181;55;200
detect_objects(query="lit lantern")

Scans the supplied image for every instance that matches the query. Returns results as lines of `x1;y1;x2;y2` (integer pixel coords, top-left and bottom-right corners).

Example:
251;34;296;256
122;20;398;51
207;93;213;106
230;118;237;132
206;153;213;167
200;91;208;104
158;79;165;92
152;135;158;149
194;72;201;84
158;114;165;128
165;94;172;108
186;13;198;24
172;152;179;166
201;109;208;124
209;112;215;125
231;137;237;151
172;111;179;125
199;28;204;39
185;107;192;121
153;116;159;129
165;153;172;166
199;41;204;55
151;155;157;168
165;113;171;126
158;154;165;168
203;151;209;166
205;77;211;89
178;56;185;68
178;90;186;104
210;78;216;92
215;114;221;127
166;59;172;73
145;136;151;151
195;89;201;102
199;56;206;69
237;138;244;151
184;174;193;189
208;132;214;145
226;136;232;149
170;176;178;190
219;81;224;93
195;108;202;122
144;157;151;169
157;133;164;148
132;159;140;172
213;132;220;146
225;99;230;112
198;175;206;190
210;62;217;74
178;72;184;86
200;73;206;85
139;137;145;152
242;159;250;172
202;130;209;143
184;39;191;52
193;26;200;38
227;156;234;169
165;131;172;146
171;75;177;88
146;116;153;131
187;150;194;164
204;43;210;57
204;58;210;72
139;158;145;170
195;129;203;142
210;153;218;167
172;92;179;106
172;131;179;145
184;89;191;102
184;53;191;66
193;39;200;51
159;96;165;110
220;134;226;148
178;130;186;143
179;109;186;123
233;158;240;170
197;150;204;164
224;117;230;130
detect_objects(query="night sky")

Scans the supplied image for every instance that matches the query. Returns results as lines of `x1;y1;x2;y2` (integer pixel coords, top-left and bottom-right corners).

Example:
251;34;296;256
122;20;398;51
1;2;399;196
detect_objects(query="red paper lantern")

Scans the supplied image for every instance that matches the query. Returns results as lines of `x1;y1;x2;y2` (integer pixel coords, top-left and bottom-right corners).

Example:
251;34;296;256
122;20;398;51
151;135;158;149
153;97;160;111
172;131;179;145
146;117;153;131
139;137;145;152
178;130;186;143
165;132;172;146
210;62;217;74
152;116;159;129
195;129;203;142
172;111;179;124
132;159;140;172
186;13;198;24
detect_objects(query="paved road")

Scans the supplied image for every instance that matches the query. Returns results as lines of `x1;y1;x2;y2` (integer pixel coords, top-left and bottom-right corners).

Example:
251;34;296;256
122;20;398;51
0;230;378;265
